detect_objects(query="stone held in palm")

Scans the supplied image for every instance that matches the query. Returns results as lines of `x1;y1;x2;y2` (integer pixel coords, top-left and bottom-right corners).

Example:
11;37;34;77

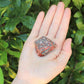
35;36;56;57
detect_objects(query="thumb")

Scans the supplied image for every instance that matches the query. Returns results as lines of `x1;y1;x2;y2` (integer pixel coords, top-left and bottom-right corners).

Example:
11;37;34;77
54;38;72;71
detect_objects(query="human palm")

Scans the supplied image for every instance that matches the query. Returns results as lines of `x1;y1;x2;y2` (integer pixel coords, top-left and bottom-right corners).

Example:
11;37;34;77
14;2;72;84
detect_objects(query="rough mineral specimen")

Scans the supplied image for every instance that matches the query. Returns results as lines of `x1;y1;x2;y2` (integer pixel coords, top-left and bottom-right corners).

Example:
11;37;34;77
35;36;56;57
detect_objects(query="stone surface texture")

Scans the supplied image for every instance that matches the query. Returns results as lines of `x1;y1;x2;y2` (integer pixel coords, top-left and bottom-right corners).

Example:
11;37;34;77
35;36;56;57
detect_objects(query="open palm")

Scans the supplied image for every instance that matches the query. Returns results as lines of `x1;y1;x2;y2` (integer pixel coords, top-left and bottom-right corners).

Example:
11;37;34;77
16;2;72;84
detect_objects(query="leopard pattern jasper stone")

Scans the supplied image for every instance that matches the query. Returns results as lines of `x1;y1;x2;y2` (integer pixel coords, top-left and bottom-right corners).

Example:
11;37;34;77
35;36;56;57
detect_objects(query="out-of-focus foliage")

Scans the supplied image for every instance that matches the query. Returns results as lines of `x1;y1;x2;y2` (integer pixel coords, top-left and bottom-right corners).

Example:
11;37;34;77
0;0;84;84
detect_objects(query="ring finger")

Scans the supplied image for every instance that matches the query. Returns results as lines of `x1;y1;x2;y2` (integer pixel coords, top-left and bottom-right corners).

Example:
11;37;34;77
39;5;57;37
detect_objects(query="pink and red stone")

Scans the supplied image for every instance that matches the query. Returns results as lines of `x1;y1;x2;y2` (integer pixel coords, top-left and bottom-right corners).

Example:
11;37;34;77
35;36;56;57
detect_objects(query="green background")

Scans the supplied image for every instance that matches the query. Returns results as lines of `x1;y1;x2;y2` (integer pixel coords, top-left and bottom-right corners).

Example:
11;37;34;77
0;0;84;84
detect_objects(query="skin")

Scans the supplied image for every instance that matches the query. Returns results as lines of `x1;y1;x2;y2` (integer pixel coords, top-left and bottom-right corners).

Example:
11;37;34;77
12;2;72;84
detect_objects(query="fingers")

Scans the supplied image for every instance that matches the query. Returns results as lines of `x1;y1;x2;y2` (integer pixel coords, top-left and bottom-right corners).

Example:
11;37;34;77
53;38;72;72
55;8;71;46
47;2;65;38
39;5;57;37
28;11;45;39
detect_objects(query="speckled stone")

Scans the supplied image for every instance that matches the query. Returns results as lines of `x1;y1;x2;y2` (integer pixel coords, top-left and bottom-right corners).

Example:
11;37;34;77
35;36;56;57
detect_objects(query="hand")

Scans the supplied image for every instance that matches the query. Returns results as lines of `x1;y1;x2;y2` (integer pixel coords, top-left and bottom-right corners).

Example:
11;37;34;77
12;2;72;84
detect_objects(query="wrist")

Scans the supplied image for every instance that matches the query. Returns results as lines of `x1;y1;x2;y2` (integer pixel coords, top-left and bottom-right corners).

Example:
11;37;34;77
12;75;46;84
12;75;30;84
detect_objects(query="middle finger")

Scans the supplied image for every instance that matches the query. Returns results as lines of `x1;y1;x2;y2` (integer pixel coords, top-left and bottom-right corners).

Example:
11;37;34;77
47;2;65;38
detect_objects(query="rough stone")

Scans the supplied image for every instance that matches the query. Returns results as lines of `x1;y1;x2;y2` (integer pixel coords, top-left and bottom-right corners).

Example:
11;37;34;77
35;36;56;57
